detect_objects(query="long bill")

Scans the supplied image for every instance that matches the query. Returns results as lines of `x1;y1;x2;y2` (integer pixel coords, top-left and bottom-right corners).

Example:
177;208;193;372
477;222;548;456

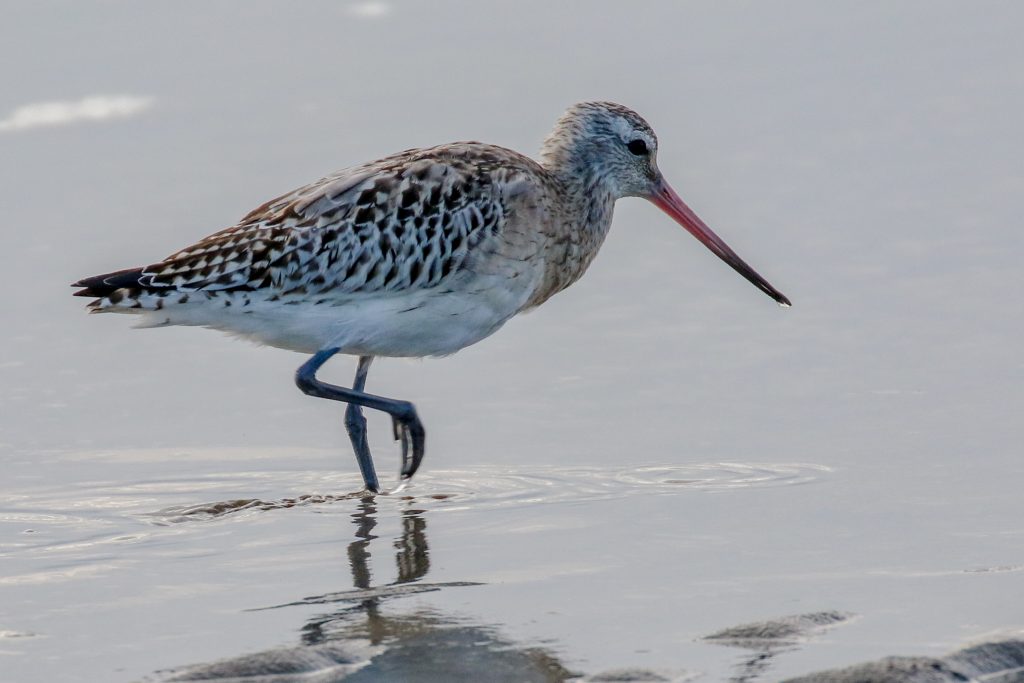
649;178;791;307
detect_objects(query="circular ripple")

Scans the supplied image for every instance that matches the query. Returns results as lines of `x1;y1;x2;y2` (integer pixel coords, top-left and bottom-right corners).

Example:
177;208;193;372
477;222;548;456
135;462;830;522
400;462;831;512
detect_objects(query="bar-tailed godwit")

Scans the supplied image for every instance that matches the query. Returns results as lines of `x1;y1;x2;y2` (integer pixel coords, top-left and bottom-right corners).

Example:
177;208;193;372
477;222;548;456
74;101;790;493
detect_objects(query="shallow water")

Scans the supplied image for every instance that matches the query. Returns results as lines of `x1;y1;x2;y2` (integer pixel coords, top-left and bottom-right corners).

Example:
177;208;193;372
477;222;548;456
2;1;1024;681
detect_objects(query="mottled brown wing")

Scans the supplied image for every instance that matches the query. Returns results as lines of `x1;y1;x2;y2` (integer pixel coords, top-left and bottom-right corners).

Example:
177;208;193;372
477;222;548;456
140;149;509;297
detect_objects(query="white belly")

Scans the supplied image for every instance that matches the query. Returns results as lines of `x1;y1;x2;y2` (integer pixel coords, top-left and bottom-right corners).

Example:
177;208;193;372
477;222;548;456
137;273;536;357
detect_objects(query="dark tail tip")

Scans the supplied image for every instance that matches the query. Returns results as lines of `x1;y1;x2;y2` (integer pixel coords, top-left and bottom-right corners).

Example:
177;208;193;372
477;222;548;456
71;267;144;298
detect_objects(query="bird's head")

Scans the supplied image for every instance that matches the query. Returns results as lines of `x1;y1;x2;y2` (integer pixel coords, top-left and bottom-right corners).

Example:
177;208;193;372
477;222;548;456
541;101;661;198
542;101;790;307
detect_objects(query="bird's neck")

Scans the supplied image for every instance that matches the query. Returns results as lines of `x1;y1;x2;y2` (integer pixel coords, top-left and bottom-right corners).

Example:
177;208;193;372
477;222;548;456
562;168;616;232
541;142;619;236
524;151;618;308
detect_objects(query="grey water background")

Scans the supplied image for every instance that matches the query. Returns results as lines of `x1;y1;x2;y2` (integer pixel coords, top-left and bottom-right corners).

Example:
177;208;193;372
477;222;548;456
2;1;1023;681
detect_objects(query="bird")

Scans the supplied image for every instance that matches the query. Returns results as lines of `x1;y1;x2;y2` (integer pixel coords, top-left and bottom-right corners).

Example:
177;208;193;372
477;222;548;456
73;101;790;494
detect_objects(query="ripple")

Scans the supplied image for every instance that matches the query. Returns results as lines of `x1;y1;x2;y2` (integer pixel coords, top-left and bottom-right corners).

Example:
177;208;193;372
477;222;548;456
0;562;119;585
0;630;39;639
252;581;484;611
602;462;829;490
403;462;830;512
0;511;92;525
149;490;369;524
145;462;830;521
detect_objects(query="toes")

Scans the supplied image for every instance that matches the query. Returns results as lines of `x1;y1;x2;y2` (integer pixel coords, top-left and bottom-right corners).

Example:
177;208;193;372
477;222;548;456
398;421;410;465
400;416;426;479
385;404;426;481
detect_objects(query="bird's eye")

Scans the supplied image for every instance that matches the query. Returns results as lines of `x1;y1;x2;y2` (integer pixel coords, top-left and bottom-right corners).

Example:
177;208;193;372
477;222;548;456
627;139;648;156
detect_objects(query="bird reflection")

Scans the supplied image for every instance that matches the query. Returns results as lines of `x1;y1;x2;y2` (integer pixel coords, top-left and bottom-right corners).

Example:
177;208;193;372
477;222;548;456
161;496;575;682
348;498;379;590
394;507;429;584
297;498;442;650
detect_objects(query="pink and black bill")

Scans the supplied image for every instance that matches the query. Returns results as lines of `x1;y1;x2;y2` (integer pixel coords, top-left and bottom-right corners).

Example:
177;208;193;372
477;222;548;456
649;178;791;307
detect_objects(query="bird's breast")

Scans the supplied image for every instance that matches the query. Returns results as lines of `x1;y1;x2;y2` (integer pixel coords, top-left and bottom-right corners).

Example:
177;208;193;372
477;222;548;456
522;200;615;309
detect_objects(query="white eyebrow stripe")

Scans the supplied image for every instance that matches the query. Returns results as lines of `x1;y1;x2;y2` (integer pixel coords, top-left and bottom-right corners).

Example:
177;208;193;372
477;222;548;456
611;116;635;140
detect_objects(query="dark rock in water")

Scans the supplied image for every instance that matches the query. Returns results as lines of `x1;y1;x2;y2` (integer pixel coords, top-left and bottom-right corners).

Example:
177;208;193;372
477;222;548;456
162;642;377;681
947;640;1024;679
340;626;577;683
704;610;854;646
786;657;971;683
703;611;855;683
784;638;1024;682
156;625;578;683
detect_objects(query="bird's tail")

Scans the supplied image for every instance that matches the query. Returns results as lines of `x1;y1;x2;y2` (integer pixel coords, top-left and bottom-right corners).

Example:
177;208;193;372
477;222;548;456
72;267;158;312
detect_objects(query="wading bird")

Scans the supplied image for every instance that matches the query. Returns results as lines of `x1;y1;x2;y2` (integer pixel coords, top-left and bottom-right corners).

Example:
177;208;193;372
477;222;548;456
74;101;790;493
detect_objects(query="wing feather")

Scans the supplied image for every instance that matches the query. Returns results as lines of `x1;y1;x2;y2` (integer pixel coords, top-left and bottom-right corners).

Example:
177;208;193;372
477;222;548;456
140;146;519;298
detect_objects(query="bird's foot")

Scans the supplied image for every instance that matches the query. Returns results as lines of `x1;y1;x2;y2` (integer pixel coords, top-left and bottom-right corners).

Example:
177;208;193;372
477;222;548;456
390;402;426;481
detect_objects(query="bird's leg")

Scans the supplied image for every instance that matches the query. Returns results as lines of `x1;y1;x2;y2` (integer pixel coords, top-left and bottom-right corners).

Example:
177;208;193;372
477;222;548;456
344;356;379;493
295;348;426;491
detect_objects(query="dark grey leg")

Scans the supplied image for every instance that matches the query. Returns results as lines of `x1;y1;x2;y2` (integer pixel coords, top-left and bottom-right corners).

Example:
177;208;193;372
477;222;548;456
295;348;426;491
344;356;378;493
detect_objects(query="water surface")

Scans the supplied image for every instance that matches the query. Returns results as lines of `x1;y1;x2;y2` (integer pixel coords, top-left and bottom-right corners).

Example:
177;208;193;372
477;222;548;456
2;2;1023;681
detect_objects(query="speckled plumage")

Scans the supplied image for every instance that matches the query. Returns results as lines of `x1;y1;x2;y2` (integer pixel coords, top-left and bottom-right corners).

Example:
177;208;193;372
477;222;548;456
76;123;629;356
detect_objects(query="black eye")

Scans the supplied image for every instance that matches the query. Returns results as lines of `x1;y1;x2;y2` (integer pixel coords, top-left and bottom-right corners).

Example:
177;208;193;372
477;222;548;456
627;139;648;156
